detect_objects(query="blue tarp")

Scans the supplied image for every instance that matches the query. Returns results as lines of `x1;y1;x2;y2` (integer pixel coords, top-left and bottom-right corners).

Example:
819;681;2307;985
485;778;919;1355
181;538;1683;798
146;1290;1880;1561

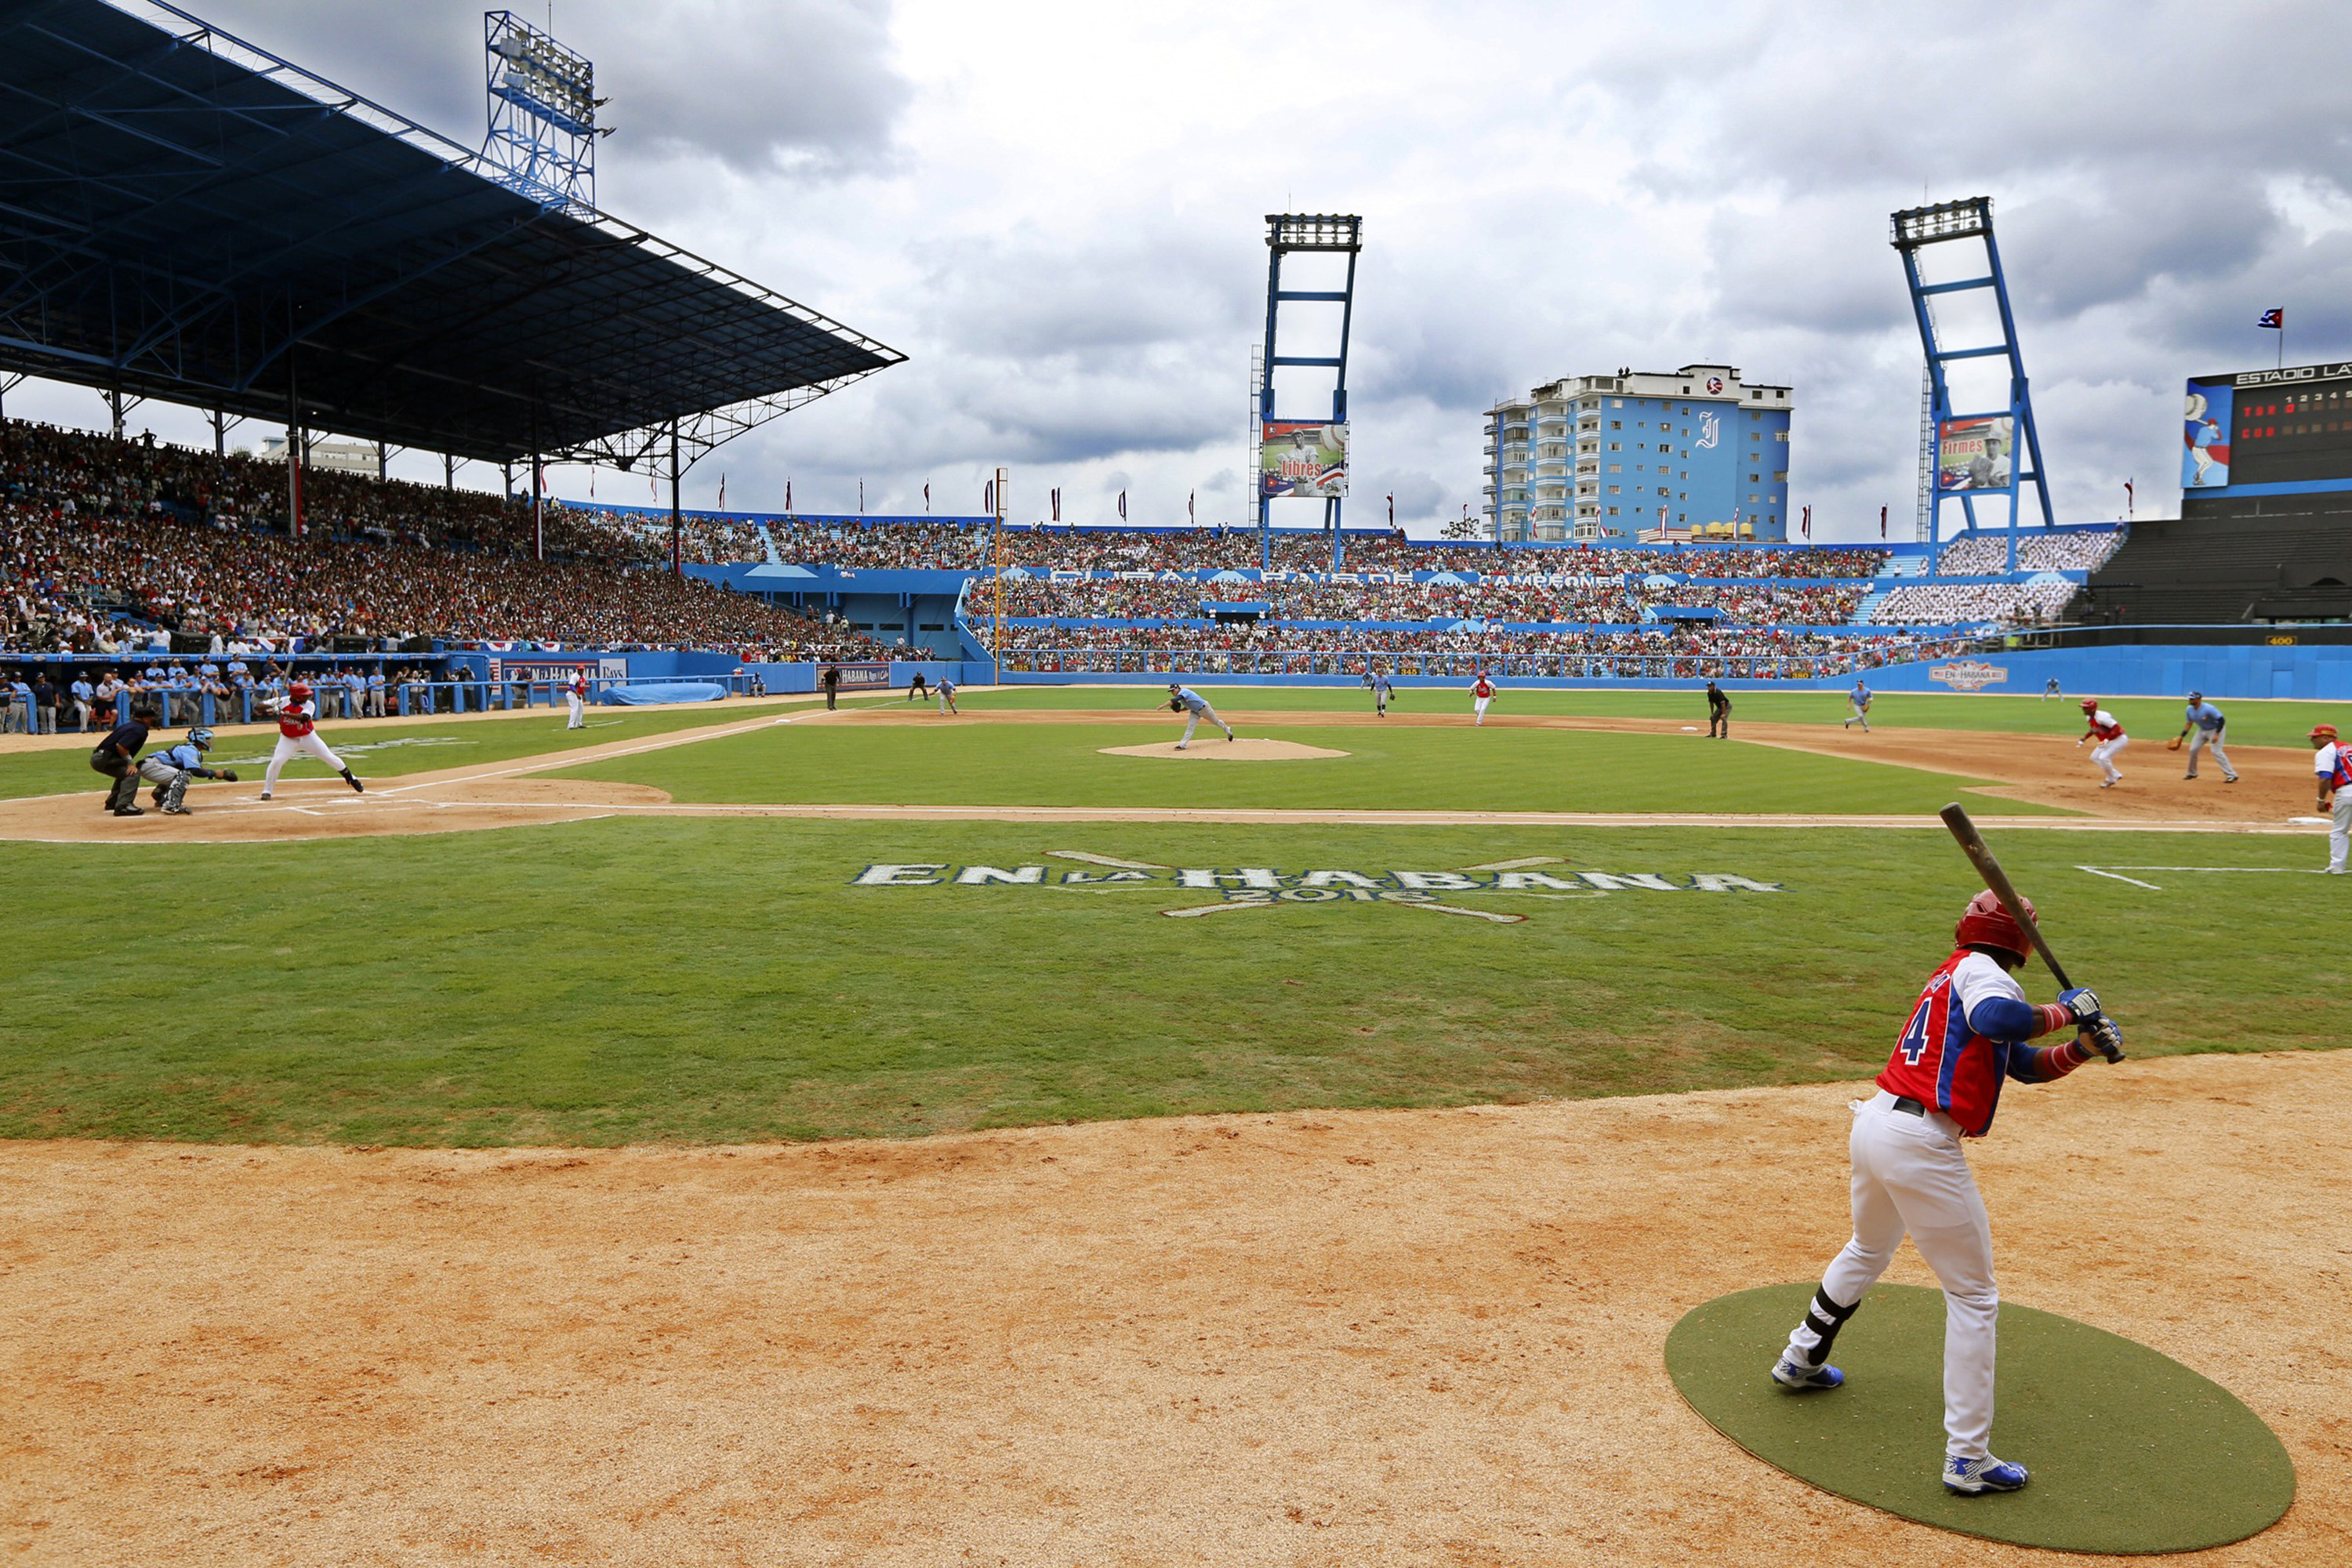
601;682;729;705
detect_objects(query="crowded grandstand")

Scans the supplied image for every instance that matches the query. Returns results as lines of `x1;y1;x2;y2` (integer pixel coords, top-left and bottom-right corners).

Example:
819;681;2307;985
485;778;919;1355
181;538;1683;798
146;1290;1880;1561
5;417;2128;690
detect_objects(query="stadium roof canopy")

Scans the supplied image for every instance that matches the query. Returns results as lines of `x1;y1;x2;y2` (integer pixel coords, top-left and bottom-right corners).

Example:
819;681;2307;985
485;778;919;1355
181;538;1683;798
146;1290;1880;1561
0;0;903;466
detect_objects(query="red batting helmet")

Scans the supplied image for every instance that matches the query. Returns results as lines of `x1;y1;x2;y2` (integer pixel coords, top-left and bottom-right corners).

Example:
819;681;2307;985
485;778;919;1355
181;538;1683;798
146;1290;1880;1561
1954;888;2034;960
289;681;313;701
2313;724;2340;742
2078;698;2099;713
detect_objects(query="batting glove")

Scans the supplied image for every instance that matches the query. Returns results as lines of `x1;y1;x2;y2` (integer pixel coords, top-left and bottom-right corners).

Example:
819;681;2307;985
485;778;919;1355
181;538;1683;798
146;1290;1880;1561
2058;987;2103;1025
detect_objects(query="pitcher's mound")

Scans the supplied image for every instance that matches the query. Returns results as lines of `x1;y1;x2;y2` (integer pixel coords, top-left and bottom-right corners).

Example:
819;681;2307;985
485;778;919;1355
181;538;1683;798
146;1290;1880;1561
1100;739;1349;761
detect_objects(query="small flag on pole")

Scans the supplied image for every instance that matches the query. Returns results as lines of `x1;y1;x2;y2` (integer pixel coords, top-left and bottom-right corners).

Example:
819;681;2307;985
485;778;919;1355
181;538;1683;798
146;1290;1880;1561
1802;503;1810;539
924;481;931;512
1051;487;1061;522
1117;491;1127;521
2125;478;2134;519
717;474;727;510
1188;489;1196;522
785;478;792;512
2257;307;2284;329
858;479;865;514
1386;492;1395;526
1879;504;1887;539
982;480;993;515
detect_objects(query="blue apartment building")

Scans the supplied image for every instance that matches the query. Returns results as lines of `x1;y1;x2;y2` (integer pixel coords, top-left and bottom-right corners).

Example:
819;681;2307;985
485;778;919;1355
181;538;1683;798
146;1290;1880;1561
1483;363;1793;545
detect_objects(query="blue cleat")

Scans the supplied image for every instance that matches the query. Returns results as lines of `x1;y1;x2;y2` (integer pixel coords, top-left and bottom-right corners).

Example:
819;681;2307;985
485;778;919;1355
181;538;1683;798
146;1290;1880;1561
1769;1353;1843;1392
1944;1454;2030;1494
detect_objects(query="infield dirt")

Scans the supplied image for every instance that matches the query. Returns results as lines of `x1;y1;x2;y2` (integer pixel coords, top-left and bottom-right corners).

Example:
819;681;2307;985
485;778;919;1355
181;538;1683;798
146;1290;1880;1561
4;1050;2338;1565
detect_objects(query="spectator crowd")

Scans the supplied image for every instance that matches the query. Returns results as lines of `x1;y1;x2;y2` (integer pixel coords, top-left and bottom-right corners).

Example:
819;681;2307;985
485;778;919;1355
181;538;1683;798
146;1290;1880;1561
2;421;891;659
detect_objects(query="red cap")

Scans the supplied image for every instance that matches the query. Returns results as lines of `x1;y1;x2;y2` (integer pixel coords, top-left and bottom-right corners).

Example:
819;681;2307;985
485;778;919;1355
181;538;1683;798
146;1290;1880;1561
2313;724;2340;741
2078;698;2099;713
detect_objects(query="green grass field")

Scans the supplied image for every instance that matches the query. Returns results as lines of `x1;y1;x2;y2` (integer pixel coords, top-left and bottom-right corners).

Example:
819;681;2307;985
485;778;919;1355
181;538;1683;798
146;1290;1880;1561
2;686;2343;1147
554;721;2054;815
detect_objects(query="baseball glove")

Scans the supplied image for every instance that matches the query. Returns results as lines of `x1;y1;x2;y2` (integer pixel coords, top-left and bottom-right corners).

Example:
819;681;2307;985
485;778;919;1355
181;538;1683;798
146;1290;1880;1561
218;768;239;782
2166;737;2182;751
1168;699;1185;712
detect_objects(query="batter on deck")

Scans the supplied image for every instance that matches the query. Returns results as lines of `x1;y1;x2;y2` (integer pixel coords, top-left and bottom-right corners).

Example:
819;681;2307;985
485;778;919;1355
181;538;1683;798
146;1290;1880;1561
260;681;365;800
1770;891;2123;1495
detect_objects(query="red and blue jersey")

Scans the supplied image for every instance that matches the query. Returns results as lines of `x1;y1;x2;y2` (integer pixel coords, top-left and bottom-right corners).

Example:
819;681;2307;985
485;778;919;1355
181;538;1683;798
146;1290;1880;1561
2320;742;2351;792
1878;950;2078;1137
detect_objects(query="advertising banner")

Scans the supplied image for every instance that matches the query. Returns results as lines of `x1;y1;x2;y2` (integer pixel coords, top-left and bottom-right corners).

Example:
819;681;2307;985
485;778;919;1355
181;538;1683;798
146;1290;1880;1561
1260;421;1349;499
487;656;627;683
2183;380;2234;489
831;662;893;689
1936;416;2014;492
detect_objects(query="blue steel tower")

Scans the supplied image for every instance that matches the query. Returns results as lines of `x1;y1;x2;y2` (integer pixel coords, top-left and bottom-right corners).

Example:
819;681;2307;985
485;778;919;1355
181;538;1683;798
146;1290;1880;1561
1256;214;1361;568
1892;198;2054;575
483;10;608;215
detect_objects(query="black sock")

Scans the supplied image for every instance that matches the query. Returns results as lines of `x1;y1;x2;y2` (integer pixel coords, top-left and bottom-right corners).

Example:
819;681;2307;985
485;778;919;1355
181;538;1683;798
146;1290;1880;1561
1801;1285;1861;1364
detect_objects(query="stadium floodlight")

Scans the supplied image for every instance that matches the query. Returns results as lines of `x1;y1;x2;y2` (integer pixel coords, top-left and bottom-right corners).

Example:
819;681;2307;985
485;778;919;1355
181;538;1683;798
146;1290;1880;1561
1266;214;1363;252
483;9;609;213
1890;197;1991;250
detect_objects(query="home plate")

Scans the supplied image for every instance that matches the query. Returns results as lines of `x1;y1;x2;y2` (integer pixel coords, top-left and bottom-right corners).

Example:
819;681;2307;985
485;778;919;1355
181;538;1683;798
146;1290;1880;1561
1100;739;1350;761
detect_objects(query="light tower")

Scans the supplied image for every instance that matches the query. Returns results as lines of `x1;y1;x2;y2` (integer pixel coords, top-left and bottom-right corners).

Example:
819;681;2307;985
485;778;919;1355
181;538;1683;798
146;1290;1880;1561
1891;198;2054;575
482;10;610;214
1256;214;1361;569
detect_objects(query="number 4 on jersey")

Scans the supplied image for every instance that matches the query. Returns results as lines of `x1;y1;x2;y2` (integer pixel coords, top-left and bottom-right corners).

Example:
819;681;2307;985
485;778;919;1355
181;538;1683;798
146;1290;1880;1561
1898;974;1951;1065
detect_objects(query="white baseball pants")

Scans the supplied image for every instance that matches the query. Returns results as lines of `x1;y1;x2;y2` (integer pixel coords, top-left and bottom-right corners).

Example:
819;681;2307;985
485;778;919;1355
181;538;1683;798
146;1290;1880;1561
2092;735;2129;782
1787;1091;2000;1460
567;692;585;728
1178;705;1227;745
1474;696;1490;724
2185;728;2233;778
2329;794;2350;873
263;731;349;793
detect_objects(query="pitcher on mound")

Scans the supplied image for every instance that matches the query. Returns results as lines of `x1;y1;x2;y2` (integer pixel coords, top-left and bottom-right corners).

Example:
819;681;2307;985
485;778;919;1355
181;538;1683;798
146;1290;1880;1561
261;681;366;800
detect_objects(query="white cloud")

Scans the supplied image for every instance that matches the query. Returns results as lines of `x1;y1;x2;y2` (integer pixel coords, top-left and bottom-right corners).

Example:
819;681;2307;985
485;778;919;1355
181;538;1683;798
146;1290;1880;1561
14;0;2352;540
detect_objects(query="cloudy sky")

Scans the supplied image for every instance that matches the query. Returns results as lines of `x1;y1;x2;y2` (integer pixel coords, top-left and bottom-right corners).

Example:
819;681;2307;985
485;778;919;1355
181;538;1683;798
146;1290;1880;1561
16;0;2352;540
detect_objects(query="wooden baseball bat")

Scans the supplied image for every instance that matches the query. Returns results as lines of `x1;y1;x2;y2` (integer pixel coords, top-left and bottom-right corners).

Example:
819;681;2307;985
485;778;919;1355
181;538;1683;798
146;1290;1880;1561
1940;802;2125;1061
1938;802;2071;986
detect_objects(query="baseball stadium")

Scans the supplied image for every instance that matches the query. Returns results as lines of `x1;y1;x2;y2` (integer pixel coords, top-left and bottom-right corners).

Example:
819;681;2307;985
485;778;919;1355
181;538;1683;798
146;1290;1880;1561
2;3;2347;1563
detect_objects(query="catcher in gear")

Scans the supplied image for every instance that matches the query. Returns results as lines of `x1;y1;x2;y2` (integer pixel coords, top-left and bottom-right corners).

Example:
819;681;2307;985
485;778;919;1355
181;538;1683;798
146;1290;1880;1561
1771;889;2123;1497
139;726;238;815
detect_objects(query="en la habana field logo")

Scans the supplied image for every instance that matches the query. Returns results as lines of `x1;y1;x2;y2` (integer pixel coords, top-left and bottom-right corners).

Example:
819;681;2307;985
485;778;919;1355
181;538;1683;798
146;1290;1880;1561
855;852;1784;926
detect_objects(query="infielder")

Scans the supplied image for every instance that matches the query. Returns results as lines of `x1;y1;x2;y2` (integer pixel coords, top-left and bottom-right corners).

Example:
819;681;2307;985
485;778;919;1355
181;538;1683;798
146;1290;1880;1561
2074;699;2128;788
2314;724;2350;874
1843;680;1873;732
139;726;238;815
1771;889;2121;1496
260;681;366;800
1166;682;1232;749
2170;693;2237;782
936;673;959;716
1370;670;1394;717
2042;677;2063;702
1472;672;1495;726
566;670;588;730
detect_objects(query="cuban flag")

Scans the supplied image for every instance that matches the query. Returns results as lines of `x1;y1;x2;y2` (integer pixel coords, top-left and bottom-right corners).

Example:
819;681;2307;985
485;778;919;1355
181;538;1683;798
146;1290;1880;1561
2258;307;2284;329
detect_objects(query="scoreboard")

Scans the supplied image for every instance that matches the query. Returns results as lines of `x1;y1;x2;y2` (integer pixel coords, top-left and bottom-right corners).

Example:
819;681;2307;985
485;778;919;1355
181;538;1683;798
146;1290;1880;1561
2184;361;2352;492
